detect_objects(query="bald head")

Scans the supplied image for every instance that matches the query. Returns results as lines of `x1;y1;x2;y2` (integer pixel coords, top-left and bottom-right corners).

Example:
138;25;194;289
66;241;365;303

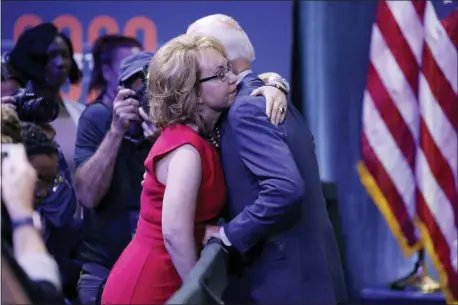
187;14;255;62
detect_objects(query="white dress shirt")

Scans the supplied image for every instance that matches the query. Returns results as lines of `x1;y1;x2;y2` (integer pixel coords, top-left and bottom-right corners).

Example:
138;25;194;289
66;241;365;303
236;69;253;85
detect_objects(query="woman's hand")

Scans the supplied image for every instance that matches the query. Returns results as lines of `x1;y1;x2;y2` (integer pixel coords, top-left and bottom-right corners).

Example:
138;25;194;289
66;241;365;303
1;144;37;219
251;86;287;125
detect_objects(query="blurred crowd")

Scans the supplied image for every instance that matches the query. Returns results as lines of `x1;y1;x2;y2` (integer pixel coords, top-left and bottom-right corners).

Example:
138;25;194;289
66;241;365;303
1;23;155;304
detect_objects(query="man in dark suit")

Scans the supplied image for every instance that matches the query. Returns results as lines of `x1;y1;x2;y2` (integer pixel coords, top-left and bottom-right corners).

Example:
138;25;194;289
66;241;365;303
189;15;348;305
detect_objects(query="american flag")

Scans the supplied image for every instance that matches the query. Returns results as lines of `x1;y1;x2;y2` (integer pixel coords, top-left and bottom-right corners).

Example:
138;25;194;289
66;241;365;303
357;0;458;303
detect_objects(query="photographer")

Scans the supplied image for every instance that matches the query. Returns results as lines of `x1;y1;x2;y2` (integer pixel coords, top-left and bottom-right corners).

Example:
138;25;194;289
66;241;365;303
8;23;85;181
74;51;154;305
87;34;143;104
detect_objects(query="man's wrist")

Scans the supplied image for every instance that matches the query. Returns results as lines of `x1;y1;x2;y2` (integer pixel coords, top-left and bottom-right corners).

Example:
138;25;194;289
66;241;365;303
109;125;126;139
265;82;288;95
219;227;232;247
267;76;290;93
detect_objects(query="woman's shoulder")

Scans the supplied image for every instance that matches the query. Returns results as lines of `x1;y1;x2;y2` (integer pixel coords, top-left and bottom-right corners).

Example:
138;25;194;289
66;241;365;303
148;124;207;160
160;124;206;147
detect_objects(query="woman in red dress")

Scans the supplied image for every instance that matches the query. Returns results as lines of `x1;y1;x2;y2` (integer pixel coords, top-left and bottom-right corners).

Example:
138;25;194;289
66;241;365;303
101;34;238;304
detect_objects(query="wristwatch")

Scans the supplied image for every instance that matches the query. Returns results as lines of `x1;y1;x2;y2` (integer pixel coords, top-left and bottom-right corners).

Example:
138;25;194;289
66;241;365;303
11;211;42;231
267;76;290;93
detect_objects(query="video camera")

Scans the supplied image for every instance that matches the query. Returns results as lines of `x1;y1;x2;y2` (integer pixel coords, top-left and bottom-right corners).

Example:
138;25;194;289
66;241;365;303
11;89;59;124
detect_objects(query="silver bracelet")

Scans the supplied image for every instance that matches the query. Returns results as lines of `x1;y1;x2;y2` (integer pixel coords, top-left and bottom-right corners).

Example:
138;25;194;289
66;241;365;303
267;76;290;93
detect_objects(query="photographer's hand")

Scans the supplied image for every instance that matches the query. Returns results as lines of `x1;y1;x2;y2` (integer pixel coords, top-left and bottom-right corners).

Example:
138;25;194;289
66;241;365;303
139;107;156;141
111;88;140;134
1;96;17;112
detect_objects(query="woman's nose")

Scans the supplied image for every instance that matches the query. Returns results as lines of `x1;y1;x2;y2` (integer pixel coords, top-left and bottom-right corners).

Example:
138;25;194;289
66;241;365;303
228;71;237;85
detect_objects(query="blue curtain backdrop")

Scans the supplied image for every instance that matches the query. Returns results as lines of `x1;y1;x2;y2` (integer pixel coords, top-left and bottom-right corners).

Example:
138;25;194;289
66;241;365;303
297;0;431;298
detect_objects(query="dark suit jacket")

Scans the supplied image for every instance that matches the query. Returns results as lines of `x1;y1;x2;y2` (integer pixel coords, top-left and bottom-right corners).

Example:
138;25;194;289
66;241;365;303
220;73;347;305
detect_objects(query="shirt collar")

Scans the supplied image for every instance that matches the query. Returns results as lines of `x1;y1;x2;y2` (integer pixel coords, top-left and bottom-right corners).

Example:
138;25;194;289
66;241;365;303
236;69;253;85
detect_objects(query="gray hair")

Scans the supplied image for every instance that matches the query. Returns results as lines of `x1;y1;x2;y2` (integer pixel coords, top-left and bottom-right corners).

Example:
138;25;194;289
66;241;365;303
187;14;255;62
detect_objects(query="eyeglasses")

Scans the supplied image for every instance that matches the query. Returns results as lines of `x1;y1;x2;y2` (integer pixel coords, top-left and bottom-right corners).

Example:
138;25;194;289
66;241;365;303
199;63;232;83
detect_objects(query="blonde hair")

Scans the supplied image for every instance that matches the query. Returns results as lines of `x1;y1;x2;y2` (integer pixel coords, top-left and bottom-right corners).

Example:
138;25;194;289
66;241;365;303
186;14;255;62
1;105;22;144
147;34;227;134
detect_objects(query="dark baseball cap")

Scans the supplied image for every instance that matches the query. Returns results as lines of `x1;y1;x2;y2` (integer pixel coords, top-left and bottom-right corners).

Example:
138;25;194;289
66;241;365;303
118;51;154;83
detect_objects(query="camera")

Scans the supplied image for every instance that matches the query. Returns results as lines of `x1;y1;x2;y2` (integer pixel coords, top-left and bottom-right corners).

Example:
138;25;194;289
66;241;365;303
124;83;149;111
122;76;150;144
12;89;59;124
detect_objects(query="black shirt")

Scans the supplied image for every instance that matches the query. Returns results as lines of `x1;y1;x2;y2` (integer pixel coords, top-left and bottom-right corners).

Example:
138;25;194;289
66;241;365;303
74;102;151;269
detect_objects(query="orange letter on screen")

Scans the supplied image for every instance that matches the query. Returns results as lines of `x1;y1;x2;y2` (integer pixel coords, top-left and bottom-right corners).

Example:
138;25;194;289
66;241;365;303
14;14;42;41
53;15;83;53
124;16;157;51
88;16;119;45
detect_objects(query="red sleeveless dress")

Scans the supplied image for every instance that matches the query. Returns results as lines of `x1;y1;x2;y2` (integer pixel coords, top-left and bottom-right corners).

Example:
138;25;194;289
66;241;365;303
101;124;226;304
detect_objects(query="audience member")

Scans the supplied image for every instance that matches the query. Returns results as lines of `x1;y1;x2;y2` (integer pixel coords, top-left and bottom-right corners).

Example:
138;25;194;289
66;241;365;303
74;51;153;305
9;23;84;181
87;34;142;103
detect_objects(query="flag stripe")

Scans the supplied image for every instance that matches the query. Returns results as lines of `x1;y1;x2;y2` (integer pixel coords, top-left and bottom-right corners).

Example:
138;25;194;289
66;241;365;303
421;45;458;130
419;119;458;218
369;25;419;140
378;0;421;92
411;0;427;22
363;91;416;218
441;10;458;48
416;149;458;264
419;73;458;191
361;134;418;247
424;2;457;93
366;63;417;170
385;0;425;65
